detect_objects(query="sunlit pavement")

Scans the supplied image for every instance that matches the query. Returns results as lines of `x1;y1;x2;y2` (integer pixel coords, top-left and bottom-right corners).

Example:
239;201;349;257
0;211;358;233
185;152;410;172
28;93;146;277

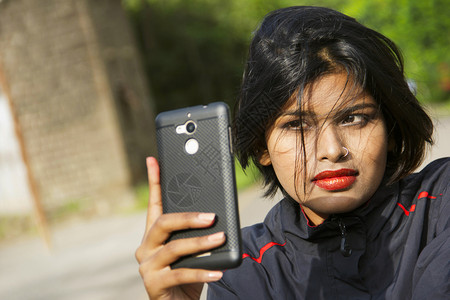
0;185;274;300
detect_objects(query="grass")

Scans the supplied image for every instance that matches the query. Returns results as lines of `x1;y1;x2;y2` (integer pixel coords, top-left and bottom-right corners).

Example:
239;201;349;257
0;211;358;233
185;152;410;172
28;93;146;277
49;200;83;221
0;199;87;241
0;214;37;240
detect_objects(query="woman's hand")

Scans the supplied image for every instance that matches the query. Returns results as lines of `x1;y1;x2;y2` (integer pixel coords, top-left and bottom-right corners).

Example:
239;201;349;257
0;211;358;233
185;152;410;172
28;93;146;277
136;157;226;300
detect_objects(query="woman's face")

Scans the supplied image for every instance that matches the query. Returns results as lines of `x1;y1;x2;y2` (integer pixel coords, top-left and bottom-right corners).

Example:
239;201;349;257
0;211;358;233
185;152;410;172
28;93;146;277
260;73;389;225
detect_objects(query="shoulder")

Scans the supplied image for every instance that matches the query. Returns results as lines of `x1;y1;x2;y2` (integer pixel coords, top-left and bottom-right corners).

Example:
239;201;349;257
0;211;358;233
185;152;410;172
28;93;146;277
208;200;288;299
398;157;450;232
397;157;449;201
406;159;450;298
240;199;287;256
419;157;450;177
407;157;449;188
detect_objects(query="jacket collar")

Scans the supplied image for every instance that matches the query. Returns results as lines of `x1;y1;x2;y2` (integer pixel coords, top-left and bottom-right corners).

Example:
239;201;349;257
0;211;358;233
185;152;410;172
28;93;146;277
266;180;400;241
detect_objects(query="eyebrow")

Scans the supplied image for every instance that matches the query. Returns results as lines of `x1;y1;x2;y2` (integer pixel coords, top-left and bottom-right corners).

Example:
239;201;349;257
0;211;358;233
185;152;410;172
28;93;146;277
280;103;380;118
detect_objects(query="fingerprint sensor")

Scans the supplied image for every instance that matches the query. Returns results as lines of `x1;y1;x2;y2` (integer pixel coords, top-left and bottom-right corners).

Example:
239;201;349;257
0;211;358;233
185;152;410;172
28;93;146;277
185;138;199;155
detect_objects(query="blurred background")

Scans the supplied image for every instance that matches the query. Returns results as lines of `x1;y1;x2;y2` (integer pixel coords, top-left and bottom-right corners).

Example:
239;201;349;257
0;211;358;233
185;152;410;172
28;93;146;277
0;0;448;299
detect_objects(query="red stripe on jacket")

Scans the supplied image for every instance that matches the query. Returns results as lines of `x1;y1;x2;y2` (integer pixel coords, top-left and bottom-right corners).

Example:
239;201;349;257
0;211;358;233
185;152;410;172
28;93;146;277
242;242;286;264
397;191;440;216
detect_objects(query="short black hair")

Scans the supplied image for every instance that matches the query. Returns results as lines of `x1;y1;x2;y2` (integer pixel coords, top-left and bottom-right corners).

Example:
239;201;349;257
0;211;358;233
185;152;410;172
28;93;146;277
233;6;433;197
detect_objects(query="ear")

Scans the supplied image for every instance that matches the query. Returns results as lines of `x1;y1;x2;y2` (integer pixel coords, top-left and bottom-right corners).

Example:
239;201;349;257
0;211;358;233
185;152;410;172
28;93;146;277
259;150;272;166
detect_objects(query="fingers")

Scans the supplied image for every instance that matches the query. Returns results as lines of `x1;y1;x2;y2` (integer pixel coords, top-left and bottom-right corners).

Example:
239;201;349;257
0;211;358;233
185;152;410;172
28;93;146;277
145;157;163;233
137;157;225;298
137;232;225;294
136;229;226;296
139;266;222;298
144;212;216;249
151;231;226;269
142;267;223;289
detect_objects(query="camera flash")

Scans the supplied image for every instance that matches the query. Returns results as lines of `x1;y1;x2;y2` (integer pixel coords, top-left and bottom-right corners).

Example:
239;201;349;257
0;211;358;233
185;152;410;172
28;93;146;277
176;125;185;134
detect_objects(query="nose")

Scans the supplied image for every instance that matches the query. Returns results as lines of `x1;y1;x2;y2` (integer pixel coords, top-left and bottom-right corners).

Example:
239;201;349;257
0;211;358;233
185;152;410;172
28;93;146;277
316;124;347;162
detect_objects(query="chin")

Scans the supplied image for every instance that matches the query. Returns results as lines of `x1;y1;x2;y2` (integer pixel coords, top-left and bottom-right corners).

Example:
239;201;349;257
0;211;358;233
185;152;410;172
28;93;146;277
304;196;364;215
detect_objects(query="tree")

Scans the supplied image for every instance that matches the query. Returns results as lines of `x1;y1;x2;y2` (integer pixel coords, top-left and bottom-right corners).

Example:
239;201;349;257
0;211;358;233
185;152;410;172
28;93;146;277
343;0;450;102
123;0;450;113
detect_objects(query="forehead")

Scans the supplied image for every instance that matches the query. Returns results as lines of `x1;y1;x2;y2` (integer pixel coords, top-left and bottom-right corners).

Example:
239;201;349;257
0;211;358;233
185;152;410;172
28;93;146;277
284;72;374;115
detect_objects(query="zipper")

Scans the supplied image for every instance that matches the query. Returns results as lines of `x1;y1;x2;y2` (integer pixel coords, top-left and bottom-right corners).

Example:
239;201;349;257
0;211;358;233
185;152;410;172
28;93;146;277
338;218;352;257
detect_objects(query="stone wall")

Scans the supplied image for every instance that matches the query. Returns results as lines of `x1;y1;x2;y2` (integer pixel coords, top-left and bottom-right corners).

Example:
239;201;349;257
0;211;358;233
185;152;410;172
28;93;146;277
0;0;156;214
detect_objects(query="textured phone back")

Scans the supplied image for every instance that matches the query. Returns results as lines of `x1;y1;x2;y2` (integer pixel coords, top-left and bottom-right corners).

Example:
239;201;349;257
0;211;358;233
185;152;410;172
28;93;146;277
155;103;241;266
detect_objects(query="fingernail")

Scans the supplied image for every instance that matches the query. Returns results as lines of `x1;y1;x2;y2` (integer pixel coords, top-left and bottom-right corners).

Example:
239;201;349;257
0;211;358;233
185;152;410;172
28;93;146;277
207;271;223;281
198;213;215;222
208;232;225;242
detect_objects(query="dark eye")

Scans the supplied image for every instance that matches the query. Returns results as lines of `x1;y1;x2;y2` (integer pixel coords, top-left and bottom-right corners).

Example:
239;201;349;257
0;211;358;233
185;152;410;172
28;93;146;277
285;120;300;128
283;120;311;131
341;114;367;126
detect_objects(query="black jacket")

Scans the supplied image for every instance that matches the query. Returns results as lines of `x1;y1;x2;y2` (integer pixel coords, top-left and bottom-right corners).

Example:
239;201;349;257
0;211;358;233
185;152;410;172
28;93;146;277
208;158;450;299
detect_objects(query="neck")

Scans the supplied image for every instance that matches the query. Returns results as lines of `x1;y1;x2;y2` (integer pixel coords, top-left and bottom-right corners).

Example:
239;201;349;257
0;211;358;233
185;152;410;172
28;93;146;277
301;205;328;226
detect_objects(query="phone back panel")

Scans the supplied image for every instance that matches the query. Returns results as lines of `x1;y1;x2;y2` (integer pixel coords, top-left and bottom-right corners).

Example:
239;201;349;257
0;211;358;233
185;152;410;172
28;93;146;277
155;102;241;269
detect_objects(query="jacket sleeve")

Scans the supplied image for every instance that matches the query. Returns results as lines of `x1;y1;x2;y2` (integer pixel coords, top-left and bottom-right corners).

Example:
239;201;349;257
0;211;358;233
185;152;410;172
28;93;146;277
206;261;274;299
411;228;450;299
411;172;450;299
207;279;239;299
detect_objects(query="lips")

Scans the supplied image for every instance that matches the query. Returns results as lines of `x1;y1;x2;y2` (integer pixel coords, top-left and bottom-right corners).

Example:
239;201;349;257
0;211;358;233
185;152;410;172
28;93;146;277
313;169;357;191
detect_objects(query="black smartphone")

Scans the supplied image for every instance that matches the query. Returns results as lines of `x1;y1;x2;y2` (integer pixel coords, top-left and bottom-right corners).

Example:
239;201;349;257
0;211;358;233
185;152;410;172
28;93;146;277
155;102;242;270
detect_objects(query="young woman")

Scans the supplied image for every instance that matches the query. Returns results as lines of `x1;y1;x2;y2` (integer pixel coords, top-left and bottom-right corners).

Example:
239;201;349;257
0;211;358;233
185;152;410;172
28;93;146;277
136;6;449;300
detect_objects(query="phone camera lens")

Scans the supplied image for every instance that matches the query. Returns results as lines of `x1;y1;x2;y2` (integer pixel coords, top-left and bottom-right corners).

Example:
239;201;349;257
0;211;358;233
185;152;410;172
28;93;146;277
185;121;196;134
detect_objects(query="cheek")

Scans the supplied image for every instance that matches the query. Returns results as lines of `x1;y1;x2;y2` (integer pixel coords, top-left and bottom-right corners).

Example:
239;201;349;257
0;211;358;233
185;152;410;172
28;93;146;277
354;125;389;180
267;134;298;163
366;126;388;161
268;136;302;189
270;148;297;180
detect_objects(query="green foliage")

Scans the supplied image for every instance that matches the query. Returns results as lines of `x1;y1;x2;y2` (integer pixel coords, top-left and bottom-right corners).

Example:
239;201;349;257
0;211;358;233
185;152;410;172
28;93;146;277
341;0;450;102
123;0;449;115
123;0;348;113
235;159;261;190
125;0;249;113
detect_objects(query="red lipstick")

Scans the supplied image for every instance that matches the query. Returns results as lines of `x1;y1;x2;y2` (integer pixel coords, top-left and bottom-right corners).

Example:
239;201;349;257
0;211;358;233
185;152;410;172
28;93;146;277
313;169;357;191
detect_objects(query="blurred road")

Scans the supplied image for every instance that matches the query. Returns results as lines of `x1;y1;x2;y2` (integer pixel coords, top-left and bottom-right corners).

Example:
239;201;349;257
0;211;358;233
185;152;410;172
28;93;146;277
0;111;448;300
0;184;273;300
